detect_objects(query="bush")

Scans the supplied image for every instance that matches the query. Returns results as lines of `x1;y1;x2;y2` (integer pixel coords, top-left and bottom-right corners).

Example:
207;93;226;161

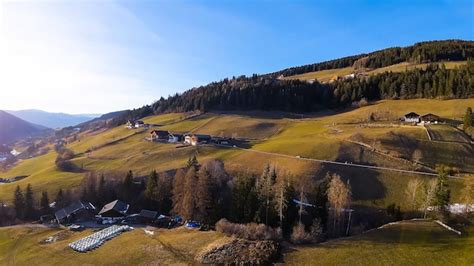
290;223;313;244
215;219;282;241
358;98;369;107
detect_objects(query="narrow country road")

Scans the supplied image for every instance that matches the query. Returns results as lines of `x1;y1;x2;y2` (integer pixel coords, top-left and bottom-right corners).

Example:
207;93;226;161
213;144;462;179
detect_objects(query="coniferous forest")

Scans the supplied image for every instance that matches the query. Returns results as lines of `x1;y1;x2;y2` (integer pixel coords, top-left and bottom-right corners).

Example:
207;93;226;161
104;40;473;126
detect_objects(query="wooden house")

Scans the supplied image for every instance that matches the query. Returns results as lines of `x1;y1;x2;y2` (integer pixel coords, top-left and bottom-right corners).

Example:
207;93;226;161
139;209;158;224
184;134;211;146
98;200;129;218
150;130;169;141
135;120;145;128
168;133;183;143
54;201;96;224
421;113;440;123
403;112;420;123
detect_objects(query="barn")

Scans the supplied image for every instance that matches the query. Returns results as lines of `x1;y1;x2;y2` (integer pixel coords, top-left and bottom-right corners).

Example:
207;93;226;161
421;113;440;123
98;200;130;218
54;201;96;224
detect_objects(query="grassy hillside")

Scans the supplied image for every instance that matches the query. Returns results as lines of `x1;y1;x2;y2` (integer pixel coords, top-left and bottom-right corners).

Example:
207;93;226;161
1;220;472;265
285;61;467;82
1;99;473;210
284;220;474;265
0;225;230;265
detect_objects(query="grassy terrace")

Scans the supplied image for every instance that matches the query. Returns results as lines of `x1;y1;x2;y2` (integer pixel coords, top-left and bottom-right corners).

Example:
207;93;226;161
284;220;474;265
0;99;473;209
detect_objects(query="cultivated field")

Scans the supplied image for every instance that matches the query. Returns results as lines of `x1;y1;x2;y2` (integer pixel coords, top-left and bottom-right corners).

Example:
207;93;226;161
284;220;474;265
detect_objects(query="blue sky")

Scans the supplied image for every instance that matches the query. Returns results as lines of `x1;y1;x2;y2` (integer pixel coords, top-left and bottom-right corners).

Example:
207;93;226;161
1;0;472;114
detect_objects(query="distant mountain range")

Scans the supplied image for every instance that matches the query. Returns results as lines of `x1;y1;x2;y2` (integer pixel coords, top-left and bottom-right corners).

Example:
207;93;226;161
6;109;100;129
0;111;48;144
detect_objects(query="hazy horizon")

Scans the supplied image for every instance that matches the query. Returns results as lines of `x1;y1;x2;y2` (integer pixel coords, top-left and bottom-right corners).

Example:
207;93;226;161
1;0;472;114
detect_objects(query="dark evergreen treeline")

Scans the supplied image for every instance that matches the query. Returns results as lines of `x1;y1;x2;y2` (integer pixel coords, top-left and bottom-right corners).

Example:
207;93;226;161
274;40;474;77
122;61;473;122
92;41;473;127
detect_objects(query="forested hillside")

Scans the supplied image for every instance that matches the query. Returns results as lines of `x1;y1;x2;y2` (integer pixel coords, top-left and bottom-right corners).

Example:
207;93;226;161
273;40;473;77
100;40;474;126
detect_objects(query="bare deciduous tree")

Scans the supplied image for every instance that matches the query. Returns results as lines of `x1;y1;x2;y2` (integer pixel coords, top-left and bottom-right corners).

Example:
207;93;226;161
274;170;290;227
405;178;422;212
328;173;351;237
421;179;437;218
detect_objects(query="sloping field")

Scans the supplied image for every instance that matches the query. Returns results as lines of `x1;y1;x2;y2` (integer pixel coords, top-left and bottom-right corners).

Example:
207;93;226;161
1;99;473;206
283;66;354;82
0;225;229;266
285;61;467;82
366;61;467;75
427;125;471;143
284;220;474;265
190;112;289;140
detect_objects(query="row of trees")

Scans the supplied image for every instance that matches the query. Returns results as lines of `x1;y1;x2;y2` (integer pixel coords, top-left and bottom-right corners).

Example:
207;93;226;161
9;184;51;222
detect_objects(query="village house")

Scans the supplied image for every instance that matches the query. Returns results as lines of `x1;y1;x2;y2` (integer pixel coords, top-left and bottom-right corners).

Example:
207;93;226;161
403;112;420;123
126;120;135;129
150;130;169;142
168;133;183;143
184;134;212;146
98;200;129;218
138;209;158;224
54;201;96;224
135;120;146;128
420;113;440;124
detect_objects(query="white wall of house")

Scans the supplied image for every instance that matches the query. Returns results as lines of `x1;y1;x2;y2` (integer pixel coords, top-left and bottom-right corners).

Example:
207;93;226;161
404;117;420;123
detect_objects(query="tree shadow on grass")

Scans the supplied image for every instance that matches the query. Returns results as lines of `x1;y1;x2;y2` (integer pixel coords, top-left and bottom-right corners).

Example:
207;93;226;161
315;142;386;201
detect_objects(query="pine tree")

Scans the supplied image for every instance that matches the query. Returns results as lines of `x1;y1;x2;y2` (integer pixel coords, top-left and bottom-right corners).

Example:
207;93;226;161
40;191;50;215
122;170;134;201
145;170;158;201
156;173;172;213
13;186;25;220
97;174;107;205
186;155;199;170
435;166;451;220
25;184;35;219
55;189;65;208
231;172;258;223
464;107;473;130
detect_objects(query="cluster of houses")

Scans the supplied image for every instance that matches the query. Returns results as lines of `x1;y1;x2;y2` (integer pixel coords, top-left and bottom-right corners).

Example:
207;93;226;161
403;112;440;125
53;199;178;228
149;130;232;146
126;120;149;129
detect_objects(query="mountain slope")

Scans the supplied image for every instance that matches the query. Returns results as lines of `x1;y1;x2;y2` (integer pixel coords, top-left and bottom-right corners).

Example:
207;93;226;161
6;109;99;129
116;40;473;123
0;111;45;144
